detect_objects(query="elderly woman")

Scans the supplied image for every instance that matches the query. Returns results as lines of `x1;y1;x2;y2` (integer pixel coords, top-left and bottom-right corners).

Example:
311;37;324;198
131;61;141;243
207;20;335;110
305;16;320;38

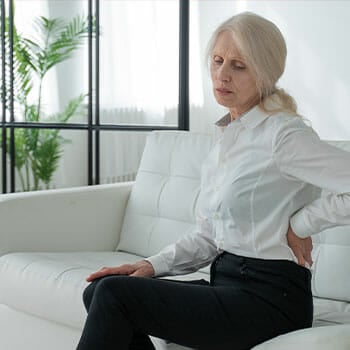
77;12;350;350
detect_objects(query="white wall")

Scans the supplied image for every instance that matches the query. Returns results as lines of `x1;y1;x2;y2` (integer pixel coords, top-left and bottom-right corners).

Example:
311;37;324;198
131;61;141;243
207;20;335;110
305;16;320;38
190;0;350;140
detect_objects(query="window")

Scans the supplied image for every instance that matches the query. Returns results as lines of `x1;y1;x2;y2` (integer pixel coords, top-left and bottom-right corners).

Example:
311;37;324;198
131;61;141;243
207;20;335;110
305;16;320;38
0;0;189;193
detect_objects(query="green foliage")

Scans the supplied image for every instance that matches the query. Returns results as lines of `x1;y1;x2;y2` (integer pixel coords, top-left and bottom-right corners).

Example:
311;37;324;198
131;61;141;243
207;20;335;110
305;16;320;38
1;11;92;191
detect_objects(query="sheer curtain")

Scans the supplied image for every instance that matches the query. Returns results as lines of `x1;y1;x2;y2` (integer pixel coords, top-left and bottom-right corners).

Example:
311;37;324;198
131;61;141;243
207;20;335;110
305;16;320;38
99;0;179;125
10;1;56;120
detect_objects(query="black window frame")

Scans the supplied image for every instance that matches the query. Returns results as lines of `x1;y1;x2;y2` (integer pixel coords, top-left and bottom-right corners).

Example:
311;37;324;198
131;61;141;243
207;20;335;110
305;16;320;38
0;0;189;193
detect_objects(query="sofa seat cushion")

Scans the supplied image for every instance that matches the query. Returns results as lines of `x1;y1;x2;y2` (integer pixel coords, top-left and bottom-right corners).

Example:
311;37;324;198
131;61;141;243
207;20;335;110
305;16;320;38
0;304;81;350
0;251;209;329
0;251;142;328
252;324;350;350
313;297;350;326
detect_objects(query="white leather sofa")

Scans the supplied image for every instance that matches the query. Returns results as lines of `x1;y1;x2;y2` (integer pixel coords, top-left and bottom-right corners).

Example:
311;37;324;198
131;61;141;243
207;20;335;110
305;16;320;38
0;131;349;350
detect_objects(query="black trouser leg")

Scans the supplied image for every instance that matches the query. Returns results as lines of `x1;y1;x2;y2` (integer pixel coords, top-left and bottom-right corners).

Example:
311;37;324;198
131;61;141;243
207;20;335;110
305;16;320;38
80;277;155;350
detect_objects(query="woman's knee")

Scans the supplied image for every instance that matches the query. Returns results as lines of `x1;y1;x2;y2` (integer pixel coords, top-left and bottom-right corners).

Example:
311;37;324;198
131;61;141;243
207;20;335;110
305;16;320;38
83;275;143;313
83;278;103;310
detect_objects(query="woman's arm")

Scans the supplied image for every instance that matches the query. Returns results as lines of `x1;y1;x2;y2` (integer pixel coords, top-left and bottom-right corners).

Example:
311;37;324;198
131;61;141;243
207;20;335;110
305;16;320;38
145;216;218;277
273;117;350;238
86;218;217;280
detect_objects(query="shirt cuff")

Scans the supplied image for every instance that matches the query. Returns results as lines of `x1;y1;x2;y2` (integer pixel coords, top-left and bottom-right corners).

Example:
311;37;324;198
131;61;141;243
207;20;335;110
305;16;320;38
144;254;170;277
290;211;312;238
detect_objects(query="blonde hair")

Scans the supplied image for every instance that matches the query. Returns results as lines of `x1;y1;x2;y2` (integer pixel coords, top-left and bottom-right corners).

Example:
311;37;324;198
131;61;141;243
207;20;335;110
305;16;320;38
207;12;298;115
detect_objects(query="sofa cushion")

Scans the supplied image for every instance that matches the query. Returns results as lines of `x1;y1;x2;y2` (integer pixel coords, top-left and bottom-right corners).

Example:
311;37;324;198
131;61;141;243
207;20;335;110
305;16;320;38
252;324;350;350
311;226;350;302
0;251;208;329
0;252;141;328
310;141;350;302
313;297;350;326
117;131;213;257
0;304;81;350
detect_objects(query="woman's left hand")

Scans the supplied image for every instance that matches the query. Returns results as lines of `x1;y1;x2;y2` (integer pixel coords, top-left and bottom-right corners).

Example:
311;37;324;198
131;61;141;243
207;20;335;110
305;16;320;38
86;260;155;282
287;225;313;267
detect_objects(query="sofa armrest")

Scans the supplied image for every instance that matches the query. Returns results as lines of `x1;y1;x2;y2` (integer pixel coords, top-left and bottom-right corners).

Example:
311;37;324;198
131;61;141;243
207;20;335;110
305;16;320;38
0;182;133;255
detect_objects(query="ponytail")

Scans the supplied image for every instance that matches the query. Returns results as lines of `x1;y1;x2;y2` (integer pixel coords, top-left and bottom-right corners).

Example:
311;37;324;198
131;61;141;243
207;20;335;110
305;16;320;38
259;88;299;116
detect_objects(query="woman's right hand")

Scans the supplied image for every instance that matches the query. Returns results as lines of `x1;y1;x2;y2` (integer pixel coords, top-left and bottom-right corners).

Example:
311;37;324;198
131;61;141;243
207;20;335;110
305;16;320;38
86;260;155;282
287;225;313;268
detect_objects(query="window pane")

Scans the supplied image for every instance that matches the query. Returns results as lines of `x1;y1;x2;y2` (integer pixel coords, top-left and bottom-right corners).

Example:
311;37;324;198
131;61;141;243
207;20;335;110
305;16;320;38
99;0;179;126
10;0;89;124
100;131;149;184
12;128;87;192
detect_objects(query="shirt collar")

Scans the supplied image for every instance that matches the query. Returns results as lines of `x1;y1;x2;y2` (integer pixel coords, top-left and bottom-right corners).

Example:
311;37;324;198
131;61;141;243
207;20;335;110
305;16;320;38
215;105;271;130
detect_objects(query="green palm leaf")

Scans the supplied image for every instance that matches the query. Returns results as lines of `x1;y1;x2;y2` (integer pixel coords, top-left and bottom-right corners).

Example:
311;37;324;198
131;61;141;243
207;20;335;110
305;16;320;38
23;15;91;78
50;94;86;123
1;10;94;191
32;129;62;188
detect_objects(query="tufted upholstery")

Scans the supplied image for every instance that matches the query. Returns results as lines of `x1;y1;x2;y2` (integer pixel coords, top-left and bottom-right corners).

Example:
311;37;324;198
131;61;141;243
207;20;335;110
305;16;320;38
311;141;350;300
309;141;350;327
117;131;213;257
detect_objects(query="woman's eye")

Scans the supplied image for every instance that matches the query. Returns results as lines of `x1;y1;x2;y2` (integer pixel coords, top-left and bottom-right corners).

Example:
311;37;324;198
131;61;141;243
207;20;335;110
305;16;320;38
213;57;223;64
234;64;245;70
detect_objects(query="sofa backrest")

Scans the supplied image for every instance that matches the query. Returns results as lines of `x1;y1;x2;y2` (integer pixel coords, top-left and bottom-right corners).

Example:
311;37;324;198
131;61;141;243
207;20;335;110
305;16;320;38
117;131;213;257
117;132;350;303
311;141;350;303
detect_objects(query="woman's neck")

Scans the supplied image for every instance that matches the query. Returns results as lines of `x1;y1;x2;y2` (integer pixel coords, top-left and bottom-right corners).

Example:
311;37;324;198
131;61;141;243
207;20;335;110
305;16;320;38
229;96;260;121
229;104;257;121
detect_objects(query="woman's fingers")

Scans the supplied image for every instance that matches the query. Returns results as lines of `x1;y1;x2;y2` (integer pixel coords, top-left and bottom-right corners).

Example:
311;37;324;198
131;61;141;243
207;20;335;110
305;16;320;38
86;261;155;282
86;268;109;282
304;238;313;267
86;265;135;282
287;225;313;268
294;247;306;267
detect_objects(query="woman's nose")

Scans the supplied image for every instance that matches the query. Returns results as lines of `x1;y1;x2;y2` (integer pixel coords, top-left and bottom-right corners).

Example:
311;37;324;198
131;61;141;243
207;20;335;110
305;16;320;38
217;64;231;82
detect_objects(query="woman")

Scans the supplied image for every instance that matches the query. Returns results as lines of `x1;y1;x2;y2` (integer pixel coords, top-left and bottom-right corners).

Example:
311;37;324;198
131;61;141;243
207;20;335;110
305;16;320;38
77;12;350;350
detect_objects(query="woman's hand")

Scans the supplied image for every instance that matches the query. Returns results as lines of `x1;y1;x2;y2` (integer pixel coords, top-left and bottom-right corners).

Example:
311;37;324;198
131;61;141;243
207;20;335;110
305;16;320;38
287;225;313;267
86;260;155;282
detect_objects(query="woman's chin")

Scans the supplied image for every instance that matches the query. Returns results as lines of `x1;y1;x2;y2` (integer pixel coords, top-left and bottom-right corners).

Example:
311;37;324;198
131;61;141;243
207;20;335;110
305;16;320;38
213;95;233;107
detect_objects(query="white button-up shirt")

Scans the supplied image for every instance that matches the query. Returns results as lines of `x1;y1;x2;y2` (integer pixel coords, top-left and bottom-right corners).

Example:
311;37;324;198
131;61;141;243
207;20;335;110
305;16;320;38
147;106;350;276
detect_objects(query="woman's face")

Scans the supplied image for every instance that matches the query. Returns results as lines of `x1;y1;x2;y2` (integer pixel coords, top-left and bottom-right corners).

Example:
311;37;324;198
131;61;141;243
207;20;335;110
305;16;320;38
210;31;259;118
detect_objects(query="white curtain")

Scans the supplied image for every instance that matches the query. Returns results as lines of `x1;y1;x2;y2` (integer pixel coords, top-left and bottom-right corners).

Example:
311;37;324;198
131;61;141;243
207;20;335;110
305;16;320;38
99;0;179;124
11;1;55;120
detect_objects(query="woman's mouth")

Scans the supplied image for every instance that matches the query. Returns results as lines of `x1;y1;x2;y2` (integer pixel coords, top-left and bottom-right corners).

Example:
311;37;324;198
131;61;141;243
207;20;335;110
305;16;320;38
216;88;232;96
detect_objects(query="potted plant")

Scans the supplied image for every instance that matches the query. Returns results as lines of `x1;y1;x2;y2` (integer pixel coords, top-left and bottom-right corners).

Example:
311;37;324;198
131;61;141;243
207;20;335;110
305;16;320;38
1;12;92;191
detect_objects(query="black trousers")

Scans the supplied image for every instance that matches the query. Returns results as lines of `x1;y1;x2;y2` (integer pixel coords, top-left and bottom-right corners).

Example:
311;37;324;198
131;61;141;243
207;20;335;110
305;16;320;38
76;252;313;350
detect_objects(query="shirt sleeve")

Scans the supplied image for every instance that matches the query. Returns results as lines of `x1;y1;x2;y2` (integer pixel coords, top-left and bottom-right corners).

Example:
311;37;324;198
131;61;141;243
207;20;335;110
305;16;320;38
145;212;218;277
273;117;350;238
